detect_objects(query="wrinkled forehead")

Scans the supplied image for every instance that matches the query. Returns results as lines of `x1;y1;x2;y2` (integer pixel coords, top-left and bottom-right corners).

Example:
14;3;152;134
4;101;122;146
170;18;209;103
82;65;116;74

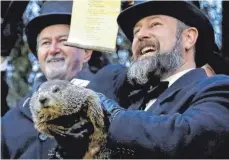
134;15;178;29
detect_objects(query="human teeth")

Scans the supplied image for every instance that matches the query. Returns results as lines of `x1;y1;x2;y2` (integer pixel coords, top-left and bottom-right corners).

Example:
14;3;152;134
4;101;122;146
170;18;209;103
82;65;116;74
50;60;59;62
141;47;155;54
48;58;64;63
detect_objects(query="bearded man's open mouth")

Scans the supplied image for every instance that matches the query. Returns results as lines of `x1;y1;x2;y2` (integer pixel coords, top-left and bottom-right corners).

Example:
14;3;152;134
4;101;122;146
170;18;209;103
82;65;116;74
140;46;157;55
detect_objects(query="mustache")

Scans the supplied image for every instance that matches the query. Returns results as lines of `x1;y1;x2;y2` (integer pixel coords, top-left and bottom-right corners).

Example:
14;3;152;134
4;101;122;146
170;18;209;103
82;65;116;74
135;38;160;58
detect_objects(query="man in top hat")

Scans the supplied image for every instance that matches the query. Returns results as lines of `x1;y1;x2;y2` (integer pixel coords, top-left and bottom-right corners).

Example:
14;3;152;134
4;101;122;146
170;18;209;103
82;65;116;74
88;1;229;158
1;1;98;158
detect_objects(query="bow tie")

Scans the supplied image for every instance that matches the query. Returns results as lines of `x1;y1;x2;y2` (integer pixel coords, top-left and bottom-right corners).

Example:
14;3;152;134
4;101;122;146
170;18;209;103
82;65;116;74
128;81;169;107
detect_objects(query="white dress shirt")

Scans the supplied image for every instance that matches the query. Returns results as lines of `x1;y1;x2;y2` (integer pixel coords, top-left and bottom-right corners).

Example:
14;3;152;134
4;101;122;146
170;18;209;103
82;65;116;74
144;68;195;111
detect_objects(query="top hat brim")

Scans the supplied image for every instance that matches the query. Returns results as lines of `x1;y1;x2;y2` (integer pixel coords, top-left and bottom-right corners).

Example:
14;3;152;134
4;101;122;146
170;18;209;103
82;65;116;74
117;1;215;67
25;13;71;54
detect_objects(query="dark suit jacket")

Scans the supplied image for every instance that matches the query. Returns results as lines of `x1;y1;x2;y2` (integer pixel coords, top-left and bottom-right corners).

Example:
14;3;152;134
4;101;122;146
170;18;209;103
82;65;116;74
107;68;229;158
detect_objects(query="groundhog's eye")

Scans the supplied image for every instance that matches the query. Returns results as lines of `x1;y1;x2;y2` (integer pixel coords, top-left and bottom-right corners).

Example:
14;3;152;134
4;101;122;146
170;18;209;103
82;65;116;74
51;85;60;93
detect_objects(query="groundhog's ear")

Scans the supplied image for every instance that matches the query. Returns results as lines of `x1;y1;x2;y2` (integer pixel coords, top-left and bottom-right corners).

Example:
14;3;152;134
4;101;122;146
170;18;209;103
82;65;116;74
87;95;105;129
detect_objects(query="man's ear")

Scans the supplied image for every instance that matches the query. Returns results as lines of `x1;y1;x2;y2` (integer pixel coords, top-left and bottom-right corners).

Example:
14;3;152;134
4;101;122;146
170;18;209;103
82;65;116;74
83;49;93;63
183;27;198;51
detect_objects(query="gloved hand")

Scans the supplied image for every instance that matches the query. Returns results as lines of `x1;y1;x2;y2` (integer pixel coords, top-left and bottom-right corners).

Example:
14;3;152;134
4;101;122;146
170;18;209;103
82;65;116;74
96;92;126;123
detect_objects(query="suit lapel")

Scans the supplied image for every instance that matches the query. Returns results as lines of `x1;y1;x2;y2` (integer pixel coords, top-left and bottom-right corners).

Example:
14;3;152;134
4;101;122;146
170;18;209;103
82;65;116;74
147;69;208;112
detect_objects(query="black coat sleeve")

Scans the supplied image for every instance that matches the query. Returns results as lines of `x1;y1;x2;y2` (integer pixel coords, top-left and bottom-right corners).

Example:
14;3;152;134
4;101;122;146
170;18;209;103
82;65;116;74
108;76;229;158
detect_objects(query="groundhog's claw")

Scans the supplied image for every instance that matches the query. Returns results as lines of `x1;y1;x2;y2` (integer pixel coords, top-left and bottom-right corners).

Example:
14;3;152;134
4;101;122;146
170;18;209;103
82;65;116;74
48;125;68;137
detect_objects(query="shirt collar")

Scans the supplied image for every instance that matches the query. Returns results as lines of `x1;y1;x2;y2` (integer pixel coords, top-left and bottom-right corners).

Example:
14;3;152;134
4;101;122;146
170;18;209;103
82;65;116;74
162;68;195;87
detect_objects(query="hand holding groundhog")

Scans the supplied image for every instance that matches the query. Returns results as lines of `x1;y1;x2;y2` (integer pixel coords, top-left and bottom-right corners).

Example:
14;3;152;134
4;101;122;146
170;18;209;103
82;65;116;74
29;80;110;159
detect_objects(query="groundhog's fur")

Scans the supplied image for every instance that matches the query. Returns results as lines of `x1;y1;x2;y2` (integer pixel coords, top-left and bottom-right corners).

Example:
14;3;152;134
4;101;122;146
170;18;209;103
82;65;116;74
30;80;110;159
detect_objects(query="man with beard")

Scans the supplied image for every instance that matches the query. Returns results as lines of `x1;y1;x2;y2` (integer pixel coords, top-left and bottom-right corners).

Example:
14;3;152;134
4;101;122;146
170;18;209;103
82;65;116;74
88;1;229;158
1;1;95;159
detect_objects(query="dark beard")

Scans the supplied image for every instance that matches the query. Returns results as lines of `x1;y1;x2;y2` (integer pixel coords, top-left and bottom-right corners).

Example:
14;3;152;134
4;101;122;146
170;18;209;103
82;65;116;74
127;36;183;86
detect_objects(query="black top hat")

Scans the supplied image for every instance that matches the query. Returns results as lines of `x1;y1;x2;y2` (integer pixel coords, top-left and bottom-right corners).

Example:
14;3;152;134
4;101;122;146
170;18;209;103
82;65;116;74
117;1;216;67
25;1;73;54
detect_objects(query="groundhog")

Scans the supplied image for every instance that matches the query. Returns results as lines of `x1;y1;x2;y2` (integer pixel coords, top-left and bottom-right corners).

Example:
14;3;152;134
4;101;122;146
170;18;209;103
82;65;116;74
29;79;110;159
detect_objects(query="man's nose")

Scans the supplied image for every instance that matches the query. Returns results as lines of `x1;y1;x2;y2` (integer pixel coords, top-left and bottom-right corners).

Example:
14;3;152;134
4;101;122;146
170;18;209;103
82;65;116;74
137;28;151;41
47;42;61;55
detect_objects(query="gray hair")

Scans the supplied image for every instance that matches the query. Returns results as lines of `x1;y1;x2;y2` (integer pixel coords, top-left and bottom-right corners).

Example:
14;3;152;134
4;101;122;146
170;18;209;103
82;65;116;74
176;19;190;36
176;20;196;56
36;34;40;52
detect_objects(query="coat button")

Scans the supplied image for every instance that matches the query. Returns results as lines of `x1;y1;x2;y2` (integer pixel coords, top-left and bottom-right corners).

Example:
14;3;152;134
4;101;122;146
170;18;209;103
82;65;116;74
39;133;48;141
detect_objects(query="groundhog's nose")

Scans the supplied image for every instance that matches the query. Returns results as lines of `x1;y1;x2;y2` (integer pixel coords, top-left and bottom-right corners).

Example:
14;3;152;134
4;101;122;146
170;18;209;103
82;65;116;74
39;95;48;106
